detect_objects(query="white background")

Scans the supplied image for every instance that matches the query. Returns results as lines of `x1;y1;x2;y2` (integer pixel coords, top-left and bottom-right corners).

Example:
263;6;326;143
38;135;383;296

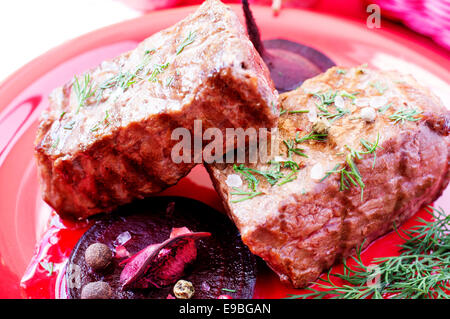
0;0;140;83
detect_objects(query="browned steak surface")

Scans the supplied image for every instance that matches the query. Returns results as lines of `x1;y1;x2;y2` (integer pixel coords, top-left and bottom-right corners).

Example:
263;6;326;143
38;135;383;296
35;0;278;220
207;66;450;288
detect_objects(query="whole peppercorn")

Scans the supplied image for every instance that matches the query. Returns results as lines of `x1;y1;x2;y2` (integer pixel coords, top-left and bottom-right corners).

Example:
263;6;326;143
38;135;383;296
173;280;195;299
81;281;112;299
84;243;112;270
312;117;331;135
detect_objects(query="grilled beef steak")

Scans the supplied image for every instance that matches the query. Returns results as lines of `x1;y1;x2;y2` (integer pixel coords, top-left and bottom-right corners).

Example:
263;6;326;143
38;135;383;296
35;0;278;219
207;66;450;288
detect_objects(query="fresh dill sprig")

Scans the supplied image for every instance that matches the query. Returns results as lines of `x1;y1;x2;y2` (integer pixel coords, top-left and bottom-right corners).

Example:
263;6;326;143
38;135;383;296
277;171;297;186
283;138;308;158
73;74;96;113
231;159;300;202
234;163;285;188
389;108;423;124
165;75;175;87
322;134;382;200
295;131;327;143
95;50;154;103
313;90;337;105
51;137;60;149
311;90;355;123
286;206;450;299
148;62;170;82
230;187;263;203
40;261;54;277
176;31;197;55
90;110;111;132
370;81;388;94
279;108;309;115
378;102;392;114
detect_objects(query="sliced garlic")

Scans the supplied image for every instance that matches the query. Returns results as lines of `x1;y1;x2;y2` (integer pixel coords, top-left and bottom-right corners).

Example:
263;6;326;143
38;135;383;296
226;174;243;188
369;96;388;109
310;163;324;181
360;107;377;123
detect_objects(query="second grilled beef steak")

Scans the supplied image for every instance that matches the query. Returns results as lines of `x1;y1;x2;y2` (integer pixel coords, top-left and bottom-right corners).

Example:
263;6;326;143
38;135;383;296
35;0;278;220
207;66;449;288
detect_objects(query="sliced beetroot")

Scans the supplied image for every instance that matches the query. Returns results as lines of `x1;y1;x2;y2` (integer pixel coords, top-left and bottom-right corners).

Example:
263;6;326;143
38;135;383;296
66;197;257;299
119;228;211;289
242;0;335;92
262;39;336;92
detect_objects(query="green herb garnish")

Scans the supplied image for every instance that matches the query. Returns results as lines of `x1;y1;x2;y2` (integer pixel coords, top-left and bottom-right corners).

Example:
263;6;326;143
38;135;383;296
176;31;197;55
73;74;96;113
90;110;111;132
40;261;54;276
295;131;327;143
286;206;450;299
311;90;353;123
322;134;382;200
283;138;308;158
389;108;423;124
221;288;237;293
230;187;263;203
378;102;392;114
148;62;170;82
370;81;388;94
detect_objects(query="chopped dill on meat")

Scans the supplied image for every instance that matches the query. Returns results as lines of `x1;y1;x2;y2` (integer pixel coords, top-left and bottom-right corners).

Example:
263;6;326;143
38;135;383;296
165;75;175;87
51;137;60;149
95;50;157;103
279;108;309;115
230;187;263;203
295;131;327;143
370;81;388;94
231;158;301;202
378;102;392;114
40;261;54;277
322;134;382;200
90;110;111;132
310;90;354;123
73;73;96;113
176;31;197;55
277;171;297;186
388;108;423;124
283;138;308;158
148;62;170;82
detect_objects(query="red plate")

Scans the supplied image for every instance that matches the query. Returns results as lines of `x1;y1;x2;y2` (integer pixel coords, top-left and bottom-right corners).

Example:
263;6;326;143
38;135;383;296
0;5;449;299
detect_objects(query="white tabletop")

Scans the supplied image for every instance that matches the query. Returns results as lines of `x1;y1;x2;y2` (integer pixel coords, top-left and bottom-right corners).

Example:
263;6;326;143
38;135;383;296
0;0;140;82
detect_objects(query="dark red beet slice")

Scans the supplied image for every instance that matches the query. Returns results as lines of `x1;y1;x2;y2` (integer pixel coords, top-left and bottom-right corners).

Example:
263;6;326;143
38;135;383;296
65;197;257;299
119;228;211;289
242;0;335;92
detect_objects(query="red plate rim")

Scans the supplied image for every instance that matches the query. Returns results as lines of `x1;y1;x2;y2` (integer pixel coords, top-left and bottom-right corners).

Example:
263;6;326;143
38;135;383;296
1;4;449;113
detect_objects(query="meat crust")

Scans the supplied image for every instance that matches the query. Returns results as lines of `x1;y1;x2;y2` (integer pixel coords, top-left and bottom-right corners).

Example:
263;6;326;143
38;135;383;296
35;0;278;220
207;66;450;287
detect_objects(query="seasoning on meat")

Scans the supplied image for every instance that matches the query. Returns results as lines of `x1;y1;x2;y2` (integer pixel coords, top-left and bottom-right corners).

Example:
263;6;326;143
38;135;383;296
206;66;450;288
35;0;278;220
